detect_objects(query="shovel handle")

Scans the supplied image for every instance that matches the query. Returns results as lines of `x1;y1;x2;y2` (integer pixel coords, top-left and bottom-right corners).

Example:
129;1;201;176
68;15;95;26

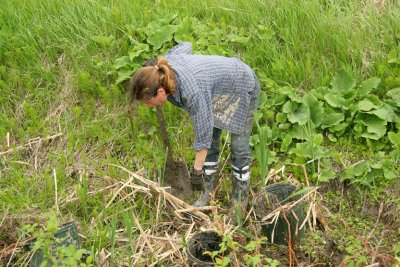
155;106;174;165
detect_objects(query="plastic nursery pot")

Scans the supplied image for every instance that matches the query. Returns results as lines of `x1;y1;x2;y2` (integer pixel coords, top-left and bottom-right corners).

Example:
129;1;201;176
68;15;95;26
253;183;305;245
24;222;81;267
186;230;224;266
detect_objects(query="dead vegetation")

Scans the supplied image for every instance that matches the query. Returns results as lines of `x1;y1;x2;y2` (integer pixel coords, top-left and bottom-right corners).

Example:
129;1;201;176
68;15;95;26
1;135;399;266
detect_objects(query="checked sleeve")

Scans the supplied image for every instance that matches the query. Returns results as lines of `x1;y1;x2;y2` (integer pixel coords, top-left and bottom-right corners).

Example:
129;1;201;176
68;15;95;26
165;42;193;56
187;90;214;151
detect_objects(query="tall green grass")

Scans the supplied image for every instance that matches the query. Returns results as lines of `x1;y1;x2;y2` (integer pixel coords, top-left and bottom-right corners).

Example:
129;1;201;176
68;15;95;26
0;0;399;264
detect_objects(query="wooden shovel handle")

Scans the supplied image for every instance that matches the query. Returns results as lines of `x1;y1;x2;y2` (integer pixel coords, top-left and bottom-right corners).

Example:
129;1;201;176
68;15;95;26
155;106;174;165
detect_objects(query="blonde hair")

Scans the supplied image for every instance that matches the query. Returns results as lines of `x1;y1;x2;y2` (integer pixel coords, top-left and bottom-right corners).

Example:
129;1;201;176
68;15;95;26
129;57;175;102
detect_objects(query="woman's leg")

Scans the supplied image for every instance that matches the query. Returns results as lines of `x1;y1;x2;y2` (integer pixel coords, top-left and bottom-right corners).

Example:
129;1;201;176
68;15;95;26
230;82;260;207
193;128;222;207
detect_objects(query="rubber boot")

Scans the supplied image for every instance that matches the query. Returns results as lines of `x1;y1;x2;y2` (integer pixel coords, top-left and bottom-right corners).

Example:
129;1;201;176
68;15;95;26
229;165;250;224
232;177;250;208
193;162;218;207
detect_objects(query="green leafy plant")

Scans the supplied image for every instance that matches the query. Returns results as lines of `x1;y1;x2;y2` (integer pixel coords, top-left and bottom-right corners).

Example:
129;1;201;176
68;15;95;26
21;214;93;267
251;69;399;185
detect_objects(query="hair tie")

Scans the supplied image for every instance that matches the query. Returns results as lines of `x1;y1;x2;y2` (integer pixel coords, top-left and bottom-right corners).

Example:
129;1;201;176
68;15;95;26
154;65;159;70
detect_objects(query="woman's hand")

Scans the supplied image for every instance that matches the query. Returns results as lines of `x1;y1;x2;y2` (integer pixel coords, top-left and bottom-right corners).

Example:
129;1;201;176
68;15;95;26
190;148;208;191
190;167;204;191
194;148;208;171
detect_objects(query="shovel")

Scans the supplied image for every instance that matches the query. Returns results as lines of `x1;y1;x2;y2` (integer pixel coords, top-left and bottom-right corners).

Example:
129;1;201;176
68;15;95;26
155;106;193;201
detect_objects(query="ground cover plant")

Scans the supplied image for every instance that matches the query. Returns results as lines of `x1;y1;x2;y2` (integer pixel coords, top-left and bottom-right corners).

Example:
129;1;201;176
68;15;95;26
0;0;399;266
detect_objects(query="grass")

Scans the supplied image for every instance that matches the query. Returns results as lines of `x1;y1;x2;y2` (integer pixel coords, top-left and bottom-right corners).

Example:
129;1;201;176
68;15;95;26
0;0;400;266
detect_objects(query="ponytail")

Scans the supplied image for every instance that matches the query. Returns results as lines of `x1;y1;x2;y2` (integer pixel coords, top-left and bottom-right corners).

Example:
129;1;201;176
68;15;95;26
130;56;175;103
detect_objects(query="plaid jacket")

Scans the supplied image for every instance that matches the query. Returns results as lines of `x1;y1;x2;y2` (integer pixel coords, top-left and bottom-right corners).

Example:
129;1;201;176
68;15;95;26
165;42;258;151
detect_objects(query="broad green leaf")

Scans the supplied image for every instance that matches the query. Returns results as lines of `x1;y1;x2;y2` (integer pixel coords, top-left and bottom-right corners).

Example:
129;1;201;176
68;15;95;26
331;69;356;91
358;77;381;96
341;167;355;182
289;103;310;125
147;25;177;50
128;43;150;61
280;86;301;102
259;124;273;139
342;88;357;100
116;67;135;84
330;123;348;133
113;56;131;70
290;123;307;140
388;131;400;146
258;91;268;109
386;99;400;109
321;109;344;128
319;170;336;182
291;142;331;159
283;101;310;125
313;134;324;146
282;101;296;114
271;125;281;141
360;132;379;139
313;145;332;158
310;86;329;100
280;134;292;152
174;17;194;43
303;93;322;126
276;112;287;123
353;161;370;176
387;87;400;105
324;93;350;109
358;99;378;111
287;93;303;103
362;114;387;140
274;93;288;106
367;104;398;122
382;160;397;180
365;94;384;108
249;134;259;146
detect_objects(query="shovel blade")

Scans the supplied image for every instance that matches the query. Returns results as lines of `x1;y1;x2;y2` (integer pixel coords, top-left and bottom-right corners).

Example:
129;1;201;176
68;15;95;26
163;158;193;201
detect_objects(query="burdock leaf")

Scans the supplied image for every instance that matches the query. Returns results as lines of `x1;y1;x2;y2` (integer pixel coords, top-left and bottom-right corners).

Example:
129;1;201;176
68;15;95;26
367;104;398;122
128;43;150;61
321;110;344;128
387;88;400;105
361;115;387;140
388;131;400;146
174;17;194;43
324;93;349;109
358;77;381;96
358;99;378;111
147;25;177;50
303;93;323;126
288;103;310;125
331;69;356;91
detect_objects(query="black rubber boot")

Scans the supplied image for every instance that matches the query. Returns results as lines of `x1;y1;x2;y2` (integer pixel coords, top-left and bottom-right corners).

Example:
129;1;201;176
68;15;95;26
228;165;250;224
192;162;218;207
193;175;215;207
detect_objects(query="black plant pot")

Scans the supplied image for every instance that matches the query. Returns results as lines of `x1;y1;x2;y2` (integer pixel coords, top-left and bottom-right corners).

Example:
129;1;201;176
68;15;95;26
24;222;82;267
186;230;224;267
254;183;305;245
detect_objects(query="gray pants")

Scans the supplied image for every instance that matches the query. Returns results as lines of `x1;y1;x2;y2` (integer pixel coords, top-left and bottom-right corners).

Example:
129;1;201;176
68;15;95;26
205;79;260;178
